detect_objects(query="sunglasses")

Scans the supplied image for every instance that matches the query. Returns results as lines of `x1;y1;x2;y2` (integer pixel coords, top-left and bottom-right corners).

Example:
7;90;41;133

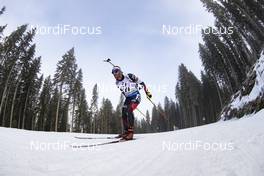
112;69;120;74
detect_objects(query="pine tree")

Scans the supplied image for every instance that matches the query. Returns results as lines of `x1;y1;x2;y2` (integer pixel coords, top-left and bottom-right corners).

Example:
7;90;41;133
0;25;28;126
47;87;59;131
90;84;99;133
53;48;77;132
201;72;222;123
0;8;94;133
145;110;151;133
21;57;42;130
71;69;83;132
99;98;114;134
151;106;159;132
0;24;42;130
36;76;53;131
0;6;6;41
164;96;170;131
174;102;182;129
157;104;166;132
176;64;204;128
74;88;89;133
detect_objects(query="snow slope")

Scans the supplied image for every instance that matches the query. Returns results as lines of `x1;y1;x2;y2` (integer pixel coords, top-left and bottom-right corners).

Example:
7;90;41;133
1;110;264;176
221;50;264;120
230;51;264;110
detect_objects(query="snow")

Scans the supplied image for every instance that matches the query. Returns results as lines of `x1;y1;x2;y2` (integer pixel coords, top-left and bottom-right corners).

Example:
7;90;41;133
230;51;264;109
1;110;264;176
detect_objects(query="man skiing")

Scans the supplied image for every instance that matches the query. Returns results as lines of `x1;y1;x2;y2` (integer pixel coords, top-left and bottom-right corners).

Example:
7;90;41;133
112;66;152;140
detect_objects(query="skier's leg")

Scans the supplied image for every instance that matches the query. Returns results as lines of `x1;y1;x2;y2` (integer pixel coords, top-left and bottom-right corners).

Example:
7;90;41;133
122;104;129;132
127;102;138;127
116;99;129;138
124;94;141;140
116;98;129;138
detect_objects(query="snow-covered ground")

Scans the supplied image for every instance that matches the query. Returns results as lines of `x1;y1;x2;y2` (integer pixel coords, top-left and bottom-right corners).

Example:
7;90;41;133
1;110;264;176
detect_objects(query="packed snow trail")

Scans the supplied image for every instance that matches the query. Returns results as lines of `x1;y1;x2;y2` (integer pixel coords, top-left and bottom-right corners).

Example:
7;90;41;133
1;110;264;176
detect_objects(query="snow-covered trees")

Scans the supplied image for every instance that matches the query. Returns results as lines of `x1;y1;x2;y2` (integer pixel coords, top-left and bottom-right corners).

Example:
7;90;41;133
199;0;263;93
0;22;42;129
0;8;91;132
173;0;264;127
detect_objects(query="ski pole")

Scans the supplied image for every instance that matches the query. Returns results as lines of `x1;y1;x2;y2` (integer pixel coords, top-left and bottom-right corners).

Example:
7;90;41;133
136;108;147;118
147;97;167;119
103;58;115;67
147;97;156;107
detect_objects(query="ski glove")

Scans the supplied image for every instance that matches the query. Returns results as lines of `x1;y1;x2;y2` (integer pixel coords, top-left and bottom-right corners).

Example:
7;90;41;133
146;90;152;99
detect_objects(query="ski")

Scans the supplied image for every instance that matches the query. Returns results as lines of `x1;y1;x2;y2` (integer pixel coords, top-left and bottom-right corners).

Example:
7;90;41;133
71;139;135;148
74;136;119;140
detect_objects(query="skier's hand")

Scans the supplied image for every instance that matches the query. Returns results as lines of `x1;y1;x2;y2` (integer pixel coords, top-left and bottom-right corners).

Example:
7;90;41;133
146;90;152;99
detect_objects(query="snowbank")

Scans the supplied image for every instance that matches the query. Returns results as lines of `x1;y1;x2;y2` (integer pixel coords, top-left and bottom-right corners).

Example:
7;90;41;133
221;50;264;120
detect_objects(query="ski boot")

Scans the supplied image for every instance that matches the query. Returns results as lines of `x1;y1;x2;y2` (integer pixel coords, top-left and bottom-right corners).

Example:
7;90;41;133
122;128;133;140
115;131;129;138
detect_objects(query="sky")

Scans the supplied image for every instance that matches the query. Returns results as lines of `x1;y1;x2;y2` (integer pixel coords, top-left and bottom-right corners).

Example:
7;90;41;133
0;0;215;119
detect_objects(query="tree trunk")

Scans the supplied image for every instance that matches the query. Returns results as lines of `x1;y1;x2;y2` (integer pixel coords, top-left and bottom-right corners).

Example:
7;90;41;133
55;83;63;132
213;76;223;109
22;86;30;129
17;97;22;129
10;77;21;127
71;95;76;132
0;64;16;118
2;87;10;127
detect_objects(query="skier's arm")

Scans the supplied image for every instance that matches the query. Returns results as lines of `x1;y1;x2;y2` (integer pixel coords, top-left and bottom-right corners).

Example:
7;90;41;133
140;82;152;99
128;73;152;98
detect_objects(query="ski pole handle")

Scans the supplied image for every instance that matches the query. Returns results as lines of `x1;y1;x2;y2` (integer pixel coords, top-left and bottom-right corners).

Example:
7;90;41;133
103;58;115;67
